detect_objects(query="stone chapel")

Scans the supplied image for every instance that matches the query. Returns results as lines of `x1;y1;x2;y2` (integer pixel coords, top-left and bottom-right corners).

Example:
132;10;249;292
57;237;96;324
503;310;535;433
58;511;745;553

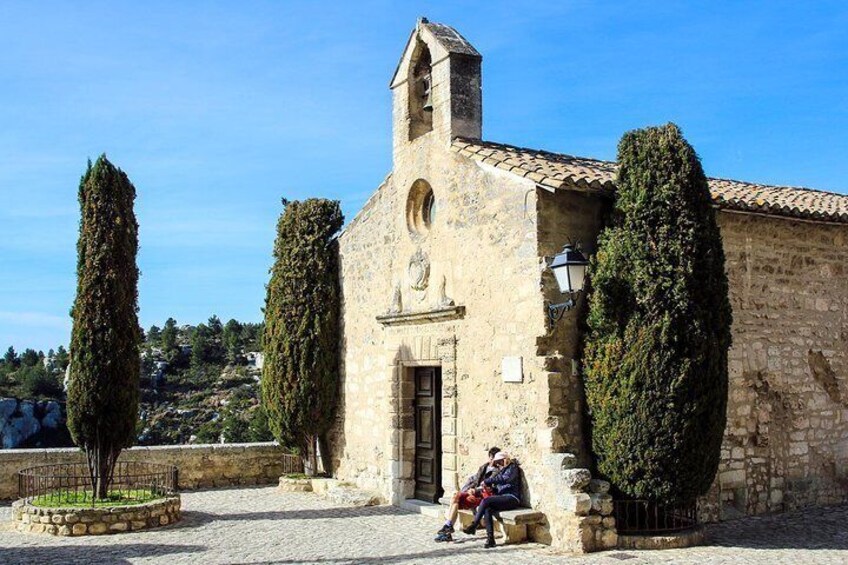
328;19;848;551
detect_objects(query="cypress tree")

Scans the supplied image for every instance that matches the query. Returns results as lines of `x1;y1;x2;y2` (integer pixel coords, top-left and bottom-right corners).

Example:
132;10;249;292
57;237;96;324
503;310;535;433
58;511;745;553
262;199;343;475
68;155;141;499
583;124;732;505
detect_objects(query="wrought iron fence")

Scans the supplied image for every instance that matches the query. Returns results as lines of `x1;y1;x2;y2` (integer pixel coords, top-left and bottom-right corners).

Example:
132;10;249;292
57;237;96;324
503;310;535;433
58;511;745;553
614;499;698;535
280;452;304;475
18;462;178;506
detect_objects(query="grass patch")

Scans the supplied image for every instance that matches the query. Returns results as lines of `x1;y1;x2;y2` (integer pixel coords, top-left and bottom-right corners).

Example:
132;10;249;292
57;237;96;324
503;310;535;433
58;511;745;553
30;488;161;508
284;473;311;480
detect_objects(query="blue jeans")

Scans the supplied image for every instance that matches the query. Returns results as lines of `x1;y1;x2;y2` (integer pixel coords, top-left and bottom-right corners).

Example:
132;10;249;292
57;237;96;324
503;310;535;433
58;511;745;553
471;494;520;539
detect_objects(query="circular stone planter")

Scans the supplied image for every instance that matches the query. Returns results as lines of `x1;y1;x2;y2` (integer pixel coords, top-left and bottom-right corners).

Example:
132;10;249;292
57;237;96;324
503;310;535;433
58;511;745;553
617;525;706;550
10;495;181;536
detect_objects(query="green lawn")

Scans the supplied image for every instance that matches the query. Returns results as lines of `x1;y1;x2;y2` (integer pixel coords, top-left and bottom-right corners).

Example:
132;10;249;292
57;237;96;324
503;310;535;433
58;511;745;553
30;488;162;508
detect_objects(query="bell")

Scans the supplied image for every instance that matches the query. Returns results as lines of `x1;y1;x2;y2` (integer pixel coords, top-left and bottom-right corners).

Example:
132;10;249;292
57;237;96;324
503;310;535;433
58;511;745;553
421;77;433;112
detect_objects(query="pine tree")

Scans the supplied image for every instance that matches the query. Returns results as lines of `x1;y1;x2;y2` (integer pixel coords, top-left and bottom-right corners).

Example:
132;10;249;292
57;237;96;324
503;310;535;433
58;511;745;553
67;155;141;499
262;199;343;475
207;315;223;339
4;346;18;367
161;318;178;361
223;319;243;364
190;323;211;368
583;124;732;505
54;345;70;371
147;325;162;345
21;348;40;367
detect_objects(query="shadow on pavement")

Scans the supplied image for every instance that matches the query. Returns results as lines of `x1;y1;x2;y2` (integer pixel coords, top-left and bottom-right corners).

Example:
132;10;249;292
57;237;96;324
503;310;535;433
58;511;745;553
223;544;529;564
177;504;412;528
707;504;848;551
0;543;207;565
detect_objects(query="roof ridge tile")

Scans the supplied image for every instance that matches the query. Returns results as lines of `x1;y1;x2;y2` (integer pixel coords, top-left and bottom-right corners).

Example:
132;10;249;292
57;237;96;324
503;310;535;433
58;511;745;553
451;137;848;224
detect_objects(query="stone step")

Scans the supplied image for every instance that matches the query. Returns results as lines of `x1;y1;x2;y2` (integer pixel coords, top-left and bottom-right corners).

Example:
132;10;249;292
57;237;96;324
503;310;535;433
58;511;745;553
400;499;444;519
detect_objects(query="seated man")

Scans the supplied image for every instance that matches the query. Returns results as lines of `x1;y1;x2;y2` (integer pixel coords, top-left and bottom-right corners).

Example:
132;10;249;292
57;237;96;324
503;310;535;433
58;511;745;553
462;452;522;548
434;446;500;542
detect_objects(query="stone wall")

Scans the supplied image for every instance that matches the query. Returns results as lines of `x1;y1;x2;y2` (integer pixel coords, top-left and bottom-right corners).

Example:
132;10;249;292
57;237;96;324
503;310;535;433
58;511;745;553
0;443;297;499
334;150;554;504
701;212;848;520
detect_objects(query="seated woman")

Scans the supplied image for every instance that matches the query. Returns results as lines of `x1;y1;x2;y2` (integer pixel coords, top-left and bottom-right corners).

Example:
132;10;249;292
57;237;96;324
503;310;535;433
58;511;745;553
462;451;521;548
435;446;500;542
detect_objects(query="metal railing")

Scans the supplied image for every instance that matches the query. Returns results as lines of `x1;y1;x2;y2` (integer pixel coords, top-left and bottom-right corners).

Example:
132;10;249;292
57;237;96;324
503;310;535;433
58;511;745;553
614;499;698;535
280;453;304;475
18;462;178;506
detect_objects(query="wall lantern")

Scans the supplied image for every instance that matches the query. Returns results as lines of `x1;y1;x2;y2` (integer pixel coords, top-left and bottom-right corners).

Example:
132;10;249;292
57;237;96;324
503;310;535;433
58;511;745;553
547;243;589;327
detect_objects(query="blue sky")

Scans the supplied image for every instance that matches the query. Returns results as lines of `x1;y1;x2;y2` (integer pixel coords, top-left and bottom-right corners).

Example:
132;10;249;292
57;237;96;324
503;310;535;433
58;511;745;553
1;1;846;352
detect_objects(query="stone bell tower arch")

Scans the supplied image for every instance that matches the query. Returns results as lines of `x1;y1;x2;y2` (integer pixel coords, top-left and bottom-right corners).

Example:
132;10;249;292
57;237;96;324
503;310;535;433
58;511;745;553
389;18;482;165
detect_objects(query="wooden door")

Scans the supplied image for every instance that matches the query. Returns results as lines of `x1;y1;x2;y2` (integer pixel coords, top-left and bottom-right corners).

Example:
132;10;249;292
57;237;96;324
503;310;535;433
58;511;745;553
413;366;442;502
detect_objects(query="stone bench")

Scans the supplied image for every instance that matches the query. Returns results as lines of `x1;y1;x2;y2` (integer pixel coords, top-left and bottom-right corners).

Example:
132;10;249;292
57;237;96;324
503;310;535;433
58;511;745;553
455;506;545;544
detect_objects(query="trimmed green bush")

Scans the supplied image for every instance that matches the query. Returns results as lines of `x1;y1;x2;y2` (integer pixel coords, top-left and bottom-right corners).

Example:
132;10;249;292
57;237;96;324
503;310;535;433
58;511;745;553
68;155;141;499
262;199;343;475
583;123;732;505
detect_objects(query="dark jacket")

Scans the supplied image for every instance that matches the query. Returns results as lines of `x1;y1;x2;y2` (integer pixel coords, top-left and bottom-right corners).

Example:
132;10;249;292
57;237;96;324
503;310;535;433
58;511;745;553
483;462;522;500
461;462;498;492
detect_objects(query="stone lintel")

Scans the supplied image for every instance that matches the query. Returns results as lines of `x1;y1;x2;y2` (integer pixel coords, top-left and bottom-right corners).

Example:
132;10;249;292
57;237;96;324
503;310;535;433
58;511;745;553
376;306;465;326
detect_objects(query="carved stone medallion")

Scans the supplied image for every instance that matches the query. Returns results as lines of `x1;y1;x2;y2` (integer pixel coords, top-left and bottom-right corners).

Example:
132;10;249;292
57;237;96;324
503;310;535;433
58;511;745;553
408;249;430;291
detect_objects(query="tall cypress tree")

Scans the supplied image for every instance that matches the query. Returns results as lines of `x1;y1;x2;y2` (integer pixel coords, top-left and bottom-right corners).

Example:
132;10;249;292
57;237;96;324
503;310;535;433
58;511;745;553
262;199;343;475
68;155;140;499
583;124;732;505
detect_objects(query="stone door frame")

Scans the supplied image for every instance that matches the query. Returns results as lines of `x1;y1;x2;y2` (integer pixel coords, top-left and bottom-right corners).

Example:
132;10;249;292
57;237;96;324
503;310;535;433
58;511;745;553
388;334;458;504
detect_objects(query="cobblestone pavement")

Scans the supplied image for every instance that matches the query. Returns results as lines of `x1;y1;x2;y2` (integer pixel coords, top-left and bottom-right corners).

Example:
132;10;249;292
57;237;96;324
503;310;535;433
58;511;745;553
1;486;847;564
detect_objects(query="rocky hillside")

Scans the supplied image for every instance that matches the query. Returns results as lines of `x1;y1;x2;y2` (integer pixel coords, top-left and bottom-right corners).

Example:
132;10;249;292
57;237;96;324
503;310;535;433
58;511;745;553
0;398;71;449
0;316;272;449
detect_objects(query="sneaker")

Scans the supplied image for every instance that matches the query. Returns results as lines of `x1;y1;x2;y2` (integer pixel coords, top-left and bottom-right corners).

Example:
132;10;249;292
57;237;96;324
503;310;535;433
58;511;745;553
462;524;477;535
434;531;453;542
484;538;497;549
437;524;454;535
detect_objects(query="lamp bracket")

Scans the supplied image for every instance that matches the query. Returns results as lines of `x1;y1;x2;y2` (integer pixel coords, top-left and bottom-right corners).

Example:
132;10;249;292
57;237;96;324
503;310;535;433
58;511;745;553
547;296;576;328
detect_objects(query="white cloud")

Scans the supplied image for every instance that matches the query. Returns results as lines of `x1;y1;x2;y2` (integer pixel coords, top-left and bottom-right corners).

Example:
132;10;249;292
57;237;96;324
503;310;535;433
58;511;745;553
0;311;70;330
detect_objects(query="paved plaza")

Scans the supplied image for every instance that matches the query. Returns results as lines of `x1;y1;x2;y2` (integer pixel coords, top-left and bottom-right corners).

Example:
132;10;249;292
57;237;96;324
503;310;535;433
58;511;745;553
1;486;847;564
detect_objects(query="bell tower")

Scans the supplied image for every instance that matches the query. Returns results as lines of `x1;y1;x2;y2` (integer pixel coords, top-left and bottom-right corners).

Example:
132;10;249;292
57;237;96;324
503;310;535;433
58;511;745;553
390;19;482;163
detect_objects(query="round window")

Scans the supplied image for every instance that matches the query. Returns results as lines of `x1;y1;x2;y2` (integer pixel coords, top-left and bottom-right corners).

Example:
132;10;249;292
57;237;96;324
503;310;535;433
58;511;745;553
406;179;436;237
423;190;437;225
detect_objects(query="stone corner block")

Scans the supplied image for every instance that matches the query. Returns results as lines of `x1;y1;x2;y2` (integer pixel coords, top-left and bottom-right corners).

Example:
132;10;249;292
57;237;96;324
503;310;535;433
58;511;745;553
558;491;592;515
545;452;578;471
588;479;610;494
561;468;592;492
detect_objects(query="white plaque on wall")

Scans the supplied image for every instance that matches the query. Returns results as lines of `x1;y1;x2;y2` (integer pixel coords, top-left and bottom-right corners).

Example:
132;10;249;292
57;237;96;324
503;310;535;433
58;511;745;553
502;356;523;383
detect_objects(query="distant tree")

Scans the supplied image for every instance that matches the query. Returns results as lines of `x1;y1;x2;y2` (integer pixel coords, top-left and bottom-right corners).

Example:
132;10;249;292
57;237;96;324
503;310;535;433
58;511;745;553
19;364;63;399
190;323;211;368
222;319;243;364
583;124;732;505
161;318;178;360
4;346;19;367
54;346;70;371
67;155;141;500
147;325;162;346
207;315;223;339
247;402;273;442
20;348;40;367
241;322;263;352
262;199;343;475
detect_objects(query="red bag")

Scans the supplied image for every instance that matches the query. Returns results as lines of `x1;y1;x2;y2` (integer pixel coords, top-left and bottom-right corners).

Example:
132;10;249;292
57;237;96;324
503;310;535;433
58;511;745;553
481;485;494;499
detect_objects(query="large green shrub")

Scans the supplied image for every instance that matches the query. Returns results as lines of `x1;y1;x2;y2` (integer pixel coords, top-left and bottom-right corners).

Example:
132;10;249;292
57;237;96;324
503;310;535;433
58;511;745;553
583;124;732;505
262;199;343;475
68;155;141;499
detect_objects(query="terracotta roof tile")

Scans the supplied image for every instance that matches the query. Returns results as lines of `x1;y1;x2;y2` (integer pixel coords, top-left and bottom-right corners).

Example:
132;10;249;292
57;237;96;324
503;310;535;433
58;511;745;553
451;138;848;224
